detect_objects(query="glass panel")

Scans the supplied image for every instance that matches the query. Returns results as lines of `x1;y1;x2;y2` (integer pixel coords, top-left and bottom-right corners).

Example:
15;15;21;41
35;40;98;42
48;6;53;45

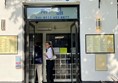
47;34;77;82
27;7;78;20
46;34;71;53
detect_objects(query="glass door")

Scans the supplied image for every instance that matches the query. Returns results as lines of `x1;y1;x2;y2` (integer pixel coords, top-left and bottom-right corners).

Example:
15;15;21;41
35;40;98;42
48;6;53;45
46;21;80;82
25;21;36;83
70;21;80;83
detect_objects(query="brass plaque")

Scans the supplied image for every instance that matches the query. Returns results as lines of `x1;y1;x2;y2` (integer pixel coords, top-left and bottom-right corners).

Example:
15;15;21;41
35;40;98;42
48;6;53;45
85;34;115;54
96;55;107;71
0;36;18;54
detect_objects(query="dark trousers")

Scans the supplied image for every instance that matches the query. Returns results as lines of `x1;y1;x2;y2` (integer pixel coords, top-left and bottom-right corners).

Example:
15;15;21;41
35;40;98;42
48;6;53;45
46;60;54;83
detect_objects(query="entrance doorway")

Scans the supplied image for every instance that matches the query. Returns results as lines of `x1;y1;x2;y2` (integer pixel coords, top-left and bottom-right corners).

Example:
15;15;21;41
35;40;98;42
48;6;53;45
24;5;81;83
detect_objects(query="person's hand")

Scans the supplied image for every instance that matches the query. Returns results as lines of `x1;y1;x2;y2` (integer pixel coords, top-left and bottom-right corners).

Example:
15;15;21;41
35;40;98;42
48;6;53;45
44;52;48;58
43;52;46;56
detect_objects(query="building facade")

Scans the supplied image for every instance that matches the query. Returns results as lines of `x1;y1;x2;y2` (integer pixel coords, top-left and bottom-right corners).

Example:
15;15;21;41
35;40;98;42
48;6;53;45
0;0;117;83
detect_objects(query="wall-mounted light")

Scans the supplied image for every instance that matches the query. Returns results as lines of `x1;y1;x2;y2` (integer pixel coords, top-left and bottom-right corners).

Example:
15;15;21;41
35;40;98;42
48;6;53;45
98;0;101;9
96;17;102;33
95;0;102;33
1;19;6;31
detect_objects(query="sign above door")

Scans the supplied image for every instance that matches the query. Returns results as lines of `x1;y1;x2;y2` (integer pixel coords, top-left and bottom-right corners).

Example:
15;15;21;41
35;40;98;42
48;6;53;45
26;0;79;2
26;6;78;20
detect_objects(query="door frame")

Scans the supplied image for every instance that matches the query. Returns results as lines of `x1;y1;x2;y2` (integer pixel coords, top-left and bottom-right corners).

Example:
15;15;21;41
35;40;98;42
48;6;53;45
24;4;81;83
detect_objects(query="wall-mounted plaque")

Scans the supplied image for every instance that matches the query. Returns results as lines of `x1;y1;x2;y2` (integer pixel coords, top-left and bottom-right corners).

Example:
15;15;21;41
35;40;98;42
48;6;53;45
95;54;107;71
85;34;115;54
0;35;18;54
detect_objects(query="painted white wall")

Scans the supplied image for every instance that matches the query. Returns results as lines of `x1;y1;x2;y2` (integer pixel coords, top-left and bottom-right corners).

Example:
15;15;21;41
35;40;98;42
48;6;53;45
0;0;24;82
0;0;118;82
80;0;118;81
0;0;78;82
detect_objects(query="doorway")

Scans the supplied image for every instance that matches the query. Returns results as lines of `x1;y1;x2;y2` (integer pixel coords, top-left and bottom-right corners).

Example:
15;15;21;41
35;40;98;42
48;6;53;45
24;5;81;83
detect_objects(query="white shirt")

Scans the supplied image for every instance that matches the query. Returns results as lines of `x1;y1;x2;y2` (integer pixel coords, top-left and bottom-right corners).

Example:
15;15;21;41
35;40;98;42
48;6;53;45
46;47;53;60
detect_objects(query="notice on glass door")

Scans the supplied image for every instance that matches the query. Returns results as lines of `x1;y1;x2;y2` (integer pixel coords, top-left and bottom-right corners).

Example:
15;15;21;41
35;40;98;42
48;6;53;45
60;48;67;54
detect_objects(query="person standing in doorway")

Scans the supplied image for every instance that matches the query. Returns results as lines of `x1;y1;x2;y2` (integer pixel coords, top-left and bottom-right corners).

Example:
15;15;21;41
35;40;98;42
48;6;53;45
44;41;54;83
34;42;43;83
